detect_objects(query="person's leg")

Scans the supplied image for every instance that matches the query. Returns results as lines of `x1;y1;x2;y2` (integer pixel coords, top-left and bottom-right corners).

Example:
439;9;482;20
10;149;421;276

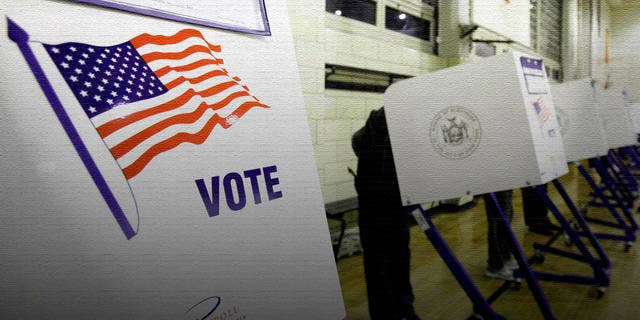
388;207;416;319
522;184;559;235
484;191;515;280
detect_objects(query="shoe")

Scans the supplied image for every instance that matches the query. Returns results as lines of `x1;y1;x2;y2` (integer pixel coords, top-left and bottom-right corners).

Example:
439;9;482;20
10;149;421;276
528;225;554;235
504;257;519;271
485;266;515;281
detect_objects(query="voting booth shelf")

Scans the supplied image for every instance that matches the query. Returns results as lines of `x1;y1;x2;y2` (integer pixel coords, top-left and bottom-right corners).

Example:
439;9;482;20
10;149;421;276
386;51;565;320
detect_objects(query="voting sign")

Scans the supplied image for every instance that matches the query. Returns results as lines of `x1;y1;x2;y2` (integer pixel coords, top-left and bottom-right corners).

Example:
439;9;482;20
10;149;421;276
0;1;344;319
385;51;567;205
594;88;637;149
551;79;609;162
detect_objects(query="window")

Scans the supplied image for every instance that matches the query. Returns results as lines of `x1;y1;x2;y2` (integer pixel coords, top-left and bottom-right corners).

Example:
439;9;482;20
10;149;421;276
530;0;562;62
326;0;377;25
385;7;431;41
325;64;411;93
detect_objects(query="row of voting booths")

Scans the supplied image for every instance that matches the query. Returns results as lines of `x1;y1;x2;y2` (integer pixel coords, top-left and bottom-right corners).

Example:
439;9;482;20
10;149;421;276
385;51;639;319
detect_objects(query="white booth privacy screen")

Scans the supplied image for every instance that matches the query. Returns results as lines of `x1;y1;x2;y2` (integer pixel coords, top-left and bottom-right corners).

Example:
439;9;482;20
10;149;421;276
595;88;637;149
0;1;344;319
551;79;609;162
385;51;567;205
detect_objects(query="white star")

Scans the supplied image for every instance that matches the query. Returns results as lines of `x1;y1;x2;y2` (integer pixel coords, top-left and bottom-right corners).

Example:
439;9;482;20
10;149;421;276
93;95;101;101
69;75;78;82
117;76;124;81
143;65;147;70
117;47;122;52
101;78;109;84
93;66;100;72
141;72;146;76
127;80;133;85
111;58;117;63
123;95;129;101
70;46;77;52
88;48;95;53
82;53;89;58
132;67;137;71
130;74;136;79
107;99;114;105
124;57;130;61
115;53;120;57
84;81;92;88
125;88;132;93
79;90;88;97
127;51;132;56
108;65;115;70
136;91;142;97
105;71;112;76
51;47;60;54
78;59;85;65
96;59;103;64
158;87;163;91
100;53;107;58
97;85;105;92
138;84;143;90
148;89;153;94
119;69;125;74
111;91;118;97
65;55;73;61
126;45;131;49
114;82;120;88
123;63;128;68
88;106;96;113
149;82;155;87
88;73;95;79
74;68;82;74
104;49;110;53
135;56;141;60
140;78;145;83
60;62;69;69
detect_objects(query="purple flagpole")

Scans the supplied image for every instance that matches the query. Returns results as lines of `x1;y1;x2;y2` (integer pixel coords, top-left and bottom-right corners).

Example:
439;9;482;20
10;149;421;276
7;17;137;240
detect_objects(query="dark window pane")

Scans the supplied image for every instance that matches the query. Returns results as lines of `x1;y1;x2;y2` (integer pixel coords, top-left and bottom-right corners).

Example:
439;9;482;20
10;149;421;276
326;0;376;25
385;7;430;41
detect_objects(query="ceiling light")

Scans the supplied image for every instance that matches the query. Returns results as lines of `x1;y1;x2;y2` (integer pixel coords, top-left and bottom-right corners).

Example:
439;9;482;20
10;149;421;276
335;9;342;16
398;13;407;20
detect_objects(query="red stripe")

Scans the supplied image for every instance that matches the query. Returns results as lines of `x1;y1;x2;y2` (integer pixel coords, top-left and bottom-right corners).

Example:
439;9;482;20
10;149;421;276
131;29;222;53
164;69;229;90
121;101;269;180
141;44;223;64
110;91;256;159
97;81;241;138
154;58;226;78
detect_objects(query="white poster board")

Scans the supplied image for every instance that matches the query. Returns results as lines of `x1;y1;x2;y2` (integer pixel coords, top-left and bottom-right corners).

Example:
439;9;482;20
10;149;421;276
0;1;344;319
551;79;609;162
595;88;637;149
385;51;567;205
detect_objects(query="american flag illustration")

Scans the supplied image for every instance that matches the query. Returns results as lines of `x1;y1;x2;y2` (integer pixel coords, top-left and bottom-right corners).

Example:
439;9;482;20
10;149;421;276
45;29;270;180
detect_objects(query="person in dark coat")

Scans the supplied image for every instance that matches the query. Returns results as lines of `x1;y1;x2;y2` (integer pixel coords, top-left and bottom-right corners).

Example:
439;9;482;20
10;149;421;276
352;107;419;320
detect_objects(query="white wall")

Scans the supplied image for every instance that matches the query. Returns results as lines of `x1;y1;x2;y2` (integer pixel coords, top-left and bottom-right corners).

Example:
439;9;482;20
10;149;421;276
609;2;640;102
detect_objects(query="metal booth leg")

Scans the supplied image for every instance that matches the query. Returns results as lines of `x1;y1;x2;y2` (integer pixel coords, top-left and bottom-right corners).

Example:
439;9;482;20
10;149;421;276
407;204;504;320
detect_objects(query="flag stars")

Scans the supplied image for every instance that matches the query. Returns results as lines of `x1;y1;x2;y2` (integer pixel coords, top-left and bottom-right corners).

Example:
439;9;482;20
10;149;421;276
101;78;109;84
84;81;92;88
78;59;86;65
105;71;112;76
69;75;78;82
149;82;155;87
125;87;132;93
97;85;105;92
107;99;114;105
148;89;153;94
88;72;95;79
96;59;103;64
100;53;107;58
65;55;73;61
114;82;121;88
123;95;129;101
60;62;69;69
111;91;118;97
135;56;141;60
115;53;120;57
119;69;125;74
108;65;115;70
111;58;117;63
94;95;101;102
88;48;95;53
88;106;97;113
132;67;137;72
127;51;132;56
93;66;100;72
82;53;89;58
136;91;142;97
105;49;110;53
79;90;88;97
70;47;77;52
74;68;82;74
138;84;143;90
51;47;60;54
117;76;124;81
130;74;136;79
123;63;128;68
117;47;122;52
124;57;130;61
127;80;133;85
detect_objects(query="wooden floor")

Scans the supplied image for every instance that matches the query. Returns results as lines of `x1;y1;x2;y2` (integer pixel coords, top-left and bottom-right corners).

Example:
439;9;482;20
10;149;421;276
337;165;640;319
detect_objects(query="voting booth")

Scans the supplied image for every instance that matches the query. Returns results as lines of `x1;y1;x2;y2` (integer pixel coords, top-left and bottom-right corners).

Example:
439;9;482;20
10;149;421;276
595;88;637;149
0;1;344;319
551;78;609;162
385;51;568;205
625;102;640;138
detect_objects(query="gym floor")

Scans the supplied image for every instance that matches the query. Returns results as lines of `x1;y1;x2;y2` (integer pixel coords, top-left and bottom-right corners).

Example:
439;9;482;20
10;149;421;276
337;163;640;319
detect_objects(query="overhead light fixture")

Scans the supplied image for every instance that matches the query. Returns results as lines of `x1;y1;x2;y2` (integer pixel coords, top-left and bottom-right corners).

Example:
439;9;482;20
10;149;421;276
335;9;342;16
398;13;407;20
